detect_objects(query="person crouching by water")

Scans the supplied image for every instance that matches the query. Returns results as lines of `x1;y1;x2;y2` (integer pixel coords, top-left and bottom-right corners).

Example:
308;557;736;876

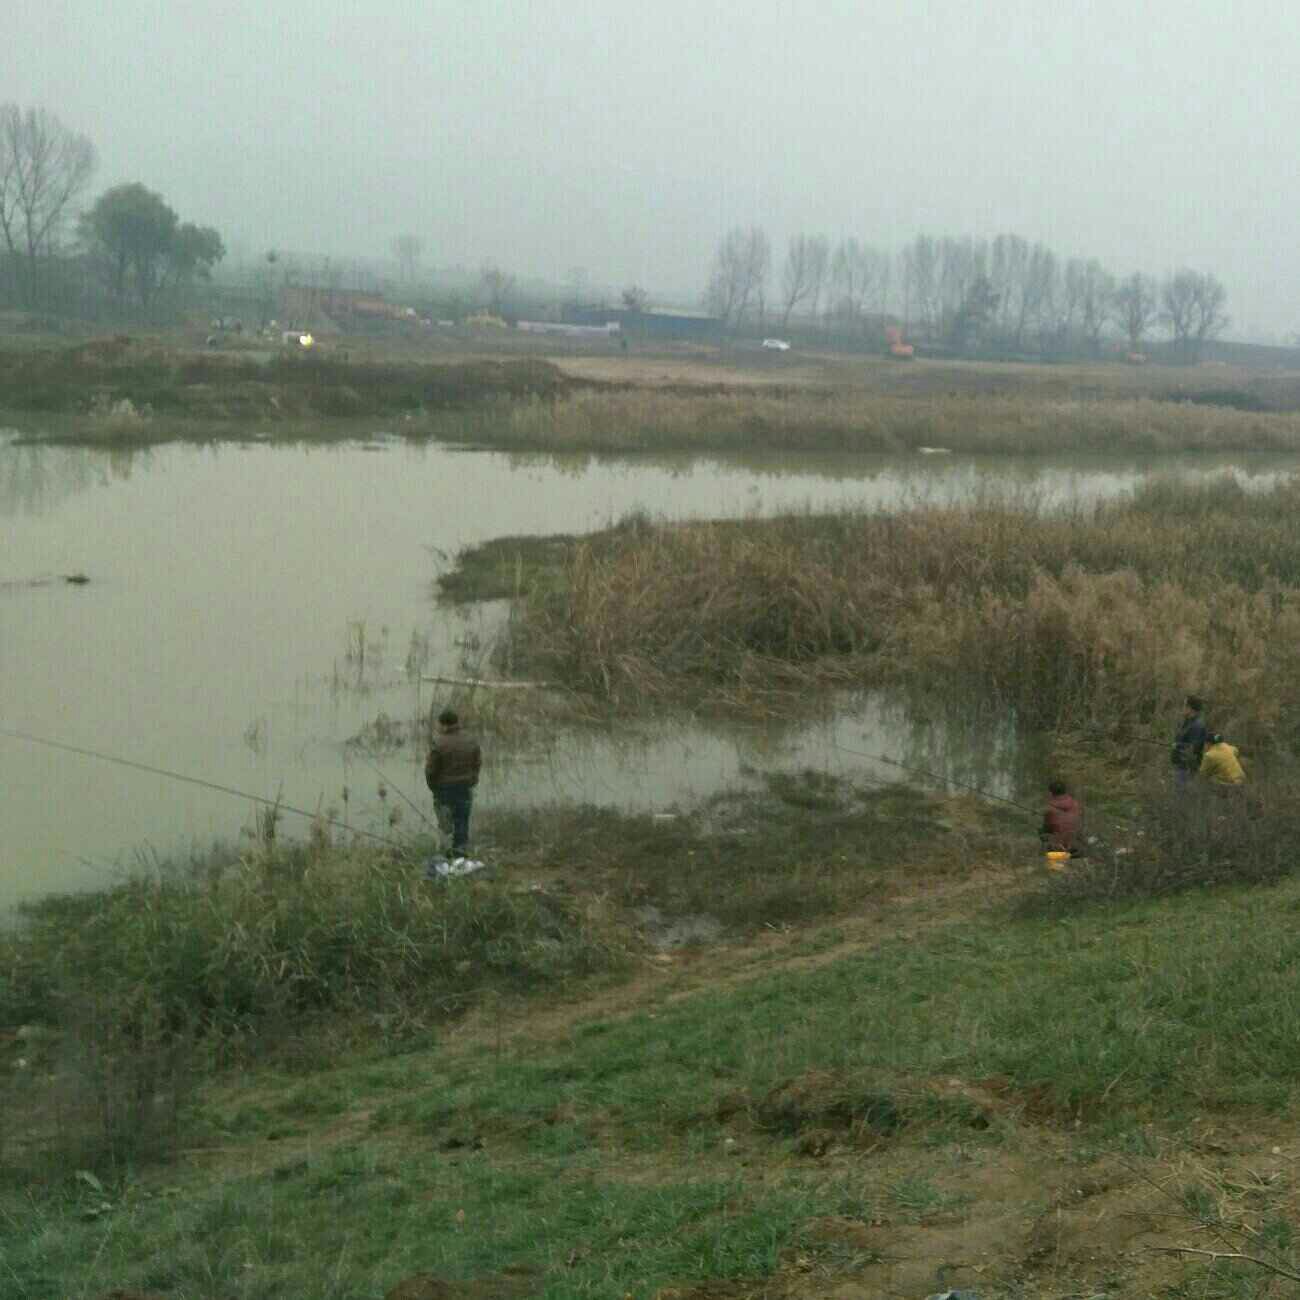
1040;780;1083;856
425;708;482;857
1171;694;1209;789
1200;733;1246;787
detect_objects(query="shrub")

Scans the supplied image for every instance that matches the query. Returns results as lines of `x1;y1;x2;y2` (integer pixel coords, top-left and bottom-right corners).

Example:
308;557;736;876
0;840;624;1177
1038;773;1300;903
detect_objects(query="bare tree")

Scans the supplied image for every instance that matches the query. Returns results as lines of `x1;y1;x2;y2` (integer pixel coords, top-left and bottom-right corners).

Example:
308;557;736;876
565;266;590;303
621;284;648;312
705;226;769;331
0;104;96;308
1189;271;1229;357
778;233;828;329
901;235;939;338
989;233;1029;345
830;238;889;334
1068;258;1114;356
949;274;999;353
936;236;987;340
1023;246;1060;353
392;234;423;282
1114;271;1159;355
1162;268;1228;363
478;262;516;317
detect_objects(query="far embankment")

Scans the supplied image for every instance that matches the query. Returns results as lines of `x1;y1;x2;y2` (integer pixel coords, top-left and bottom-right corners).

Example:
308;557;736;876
8;334;1300;455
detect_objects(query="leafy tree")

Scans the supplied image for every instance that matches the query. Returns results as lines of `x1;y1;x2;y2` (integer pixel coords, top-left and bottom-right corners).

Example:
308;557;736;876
80;183;177;307
80;184;222;309
166;222;224;290
621;284;648;313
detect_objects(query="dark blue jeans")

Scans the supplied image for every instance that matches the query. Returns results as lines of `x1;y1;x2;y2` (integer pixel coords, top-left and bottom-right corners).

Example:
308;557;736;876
432;783;474;855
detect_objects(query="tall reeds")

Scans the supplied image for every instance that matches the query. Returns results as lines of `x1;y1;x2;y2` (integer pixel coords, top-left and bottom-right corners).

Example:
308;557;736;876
503;477;1300;740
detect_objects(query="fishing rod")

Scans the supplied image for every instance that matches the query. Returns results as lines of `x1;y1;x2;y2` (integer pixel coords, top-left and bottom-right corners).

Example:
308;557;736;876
0;725;411;851
349;742;439;832
830;741;1041;816
1080;729;1170;750
1082;729;1283;759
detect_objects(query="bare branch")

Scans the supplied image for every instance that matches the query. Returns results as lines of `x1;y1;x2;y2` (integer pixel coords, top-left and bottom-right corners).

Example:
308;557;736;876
0;104;95;306
1147;1245;1300;1284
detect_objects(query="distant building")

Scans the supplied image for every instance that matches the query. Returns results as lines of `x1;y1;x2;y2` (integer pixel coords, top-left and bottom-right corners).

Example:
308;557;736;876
563;305;720;342
517;320;620;338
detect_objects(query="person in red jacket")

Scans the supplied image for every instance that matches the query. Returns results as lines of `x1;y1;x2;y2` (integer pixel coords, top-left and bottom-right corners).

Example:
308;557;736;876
1040;780;1083;854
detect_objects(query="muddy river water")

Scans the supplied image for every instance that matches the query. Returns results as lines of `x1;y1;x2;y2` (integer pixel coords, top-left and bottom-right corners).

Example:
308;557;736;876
3;433;1295;910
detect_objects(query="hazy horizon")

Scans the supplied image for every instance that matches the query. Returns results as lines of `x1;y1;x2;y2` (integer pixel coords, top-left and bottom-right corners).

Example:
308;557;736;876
9;0;1299;338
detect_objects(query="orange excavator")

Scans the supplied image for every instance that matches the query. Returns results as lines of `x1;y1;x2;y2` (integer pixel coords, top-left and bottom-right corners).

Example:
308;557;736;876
885;325;914;359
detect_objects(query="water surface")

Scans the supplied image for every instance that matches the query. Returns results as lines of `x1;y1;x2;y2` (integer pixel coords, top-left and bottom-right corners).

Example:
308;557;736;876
3;436;1293;908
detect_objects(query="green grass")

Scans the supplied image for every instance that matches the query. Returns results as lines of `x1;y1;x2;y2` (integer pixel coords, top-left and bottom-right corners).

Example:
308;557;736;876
10;874;1300;1297
0;340;566;437
373;881;1300;1136
482;771;984;929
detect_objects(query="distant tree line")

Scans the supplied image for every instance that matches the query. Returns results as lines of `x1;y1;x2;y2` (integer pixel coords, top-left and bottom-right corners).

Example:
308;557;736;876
706;226;1231;363
0;103;225;322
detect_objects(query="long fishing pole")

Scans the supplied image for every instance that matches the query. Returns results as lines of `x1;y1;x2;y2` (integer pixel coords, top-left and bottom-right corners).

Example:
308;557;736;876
0;725;411;851
830;741;1041;815
1080;729;1169;750
350;743;439;832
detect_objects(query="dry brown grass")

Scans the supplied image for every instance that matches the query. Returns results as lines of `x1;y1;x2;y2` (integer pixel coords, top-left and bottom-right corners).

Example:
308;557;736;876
448;387;1300;455
498;477;1300;740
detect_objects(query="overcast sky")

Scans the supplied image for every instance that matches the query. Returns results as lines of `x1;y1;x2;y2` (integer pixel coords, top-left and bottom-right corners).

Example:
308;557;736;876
7;0;1298;337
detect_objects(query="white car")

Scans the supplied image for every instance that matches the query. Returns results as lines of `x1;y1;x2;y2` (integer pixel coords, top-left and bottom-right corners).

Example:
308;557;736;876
761;338;791;351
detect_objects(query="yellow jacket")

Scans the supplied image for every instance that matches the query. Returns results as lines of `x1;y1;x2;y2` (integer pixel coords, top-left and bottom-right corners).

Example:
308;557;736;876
1199;742;1246;785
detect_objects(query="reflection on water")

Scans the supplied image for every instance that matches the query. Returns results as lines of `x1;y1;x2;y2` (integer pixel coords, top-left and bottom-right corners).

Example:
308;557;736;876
0;440;147;518
3;434;1297;909
489;689;1033;818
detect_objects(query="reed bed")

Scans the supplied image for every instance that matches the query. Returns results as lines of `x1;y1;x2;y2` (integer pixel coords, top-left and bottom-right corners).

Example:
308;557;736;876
500;476;1300;739
449;388;1300;455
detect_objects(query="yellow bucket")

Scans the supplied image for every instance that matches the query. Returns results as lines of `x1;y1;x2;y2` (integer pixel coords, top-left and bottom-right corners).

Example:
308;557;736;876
1045;851;1071;872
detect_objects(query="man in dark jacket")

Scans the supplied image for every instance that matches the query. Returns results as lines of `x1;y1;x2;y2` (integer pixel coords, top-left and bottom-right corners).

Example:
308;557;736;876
424;708;482;857
1040;780;1083;854
1171;694;1208;788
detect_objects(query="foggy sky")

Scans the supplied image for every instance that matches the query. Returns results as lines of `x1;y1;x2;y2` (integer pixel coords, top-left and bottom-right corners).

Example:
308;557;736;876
7;0;1299;336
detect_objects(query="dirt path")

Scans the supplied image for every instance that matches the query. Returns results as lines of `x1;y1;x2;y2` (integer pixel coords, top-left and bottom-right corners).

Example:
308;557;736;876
178;855;1300;1298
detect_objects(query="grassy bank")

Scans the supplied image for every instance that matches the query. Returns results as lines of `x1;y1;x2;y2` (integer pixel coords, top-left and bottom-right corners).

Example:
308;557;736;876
1;772;992;1172
0;339;565;438
437;387;1300;455
9;861;1300;1298
458;476;1300;741
0;830;624;1178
